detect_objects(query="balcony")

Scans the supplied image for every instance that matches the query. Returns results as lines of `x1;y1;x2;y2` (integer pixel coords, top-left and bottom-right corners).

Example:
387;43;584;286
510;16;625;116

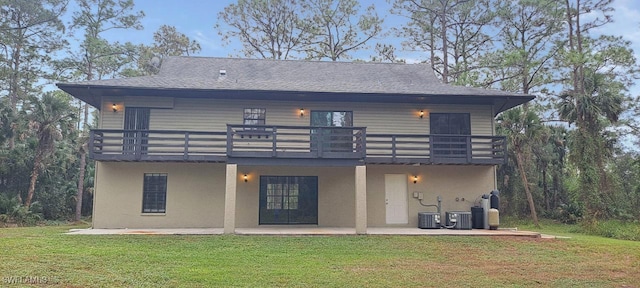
89;125;506;165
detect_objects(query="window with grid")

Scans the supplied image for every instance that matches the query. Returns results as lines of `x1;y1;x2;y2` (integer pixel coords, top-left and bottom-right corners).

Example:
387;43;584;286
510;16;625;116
266;183;299;210
243;108;266;130
142;173;167;213
259;176;317;225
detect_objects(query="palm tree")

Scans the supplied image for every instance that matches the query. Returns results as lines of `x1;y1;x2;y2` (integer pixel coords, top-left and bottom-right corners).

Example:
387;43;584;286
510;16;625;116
24;92;76;208
558;69;624;218
497;107;547;227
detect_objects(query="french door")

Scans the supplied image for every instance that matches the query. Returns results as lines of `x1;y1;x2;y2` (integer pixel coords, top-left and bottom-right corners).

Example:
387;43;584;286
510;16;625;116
259;176;318;225
123;108;150;154
430;113;470;158
310;111;353;153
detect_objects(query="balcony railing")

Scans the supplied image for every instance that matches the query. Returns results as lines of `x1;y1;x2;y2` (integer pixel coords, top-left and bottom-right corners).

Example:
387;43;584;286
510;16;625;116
89;129;227;162
89;126;506;165
366;134;506;165
227;125;366;159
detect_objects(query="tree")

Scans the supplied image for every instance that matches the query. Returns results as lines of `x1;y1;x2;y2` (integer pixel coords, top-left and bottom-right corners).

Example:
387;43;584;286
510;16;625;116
557;0;638;220
24;92;76;207
302;0;382;61
0;0;67;148
392;0;495;84
558;69;625;217
216;0;310;59
487;0;564;94
497;107;546;226
62;0;144;221
123;25;201;76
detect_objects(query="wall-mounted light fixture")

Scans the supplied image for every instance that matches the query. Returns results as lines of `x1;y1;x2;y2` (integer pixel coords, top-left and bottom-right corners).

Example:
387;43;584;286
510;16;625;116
300;108;305;117
243;174;248;182
112;103;118;112
413;175;418;184
419;110;424;119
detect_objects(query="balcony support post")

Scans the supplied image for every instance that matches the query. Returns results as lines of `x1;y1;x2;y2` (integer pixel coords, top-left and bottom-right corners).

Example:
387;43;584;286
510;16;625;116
224;163;238;234
355;165;367;234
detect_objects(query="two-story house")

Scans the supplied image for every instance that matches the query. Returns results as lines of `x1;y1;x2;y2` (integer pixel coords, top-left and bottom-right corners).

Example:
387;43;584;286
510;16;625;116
57;57;533;233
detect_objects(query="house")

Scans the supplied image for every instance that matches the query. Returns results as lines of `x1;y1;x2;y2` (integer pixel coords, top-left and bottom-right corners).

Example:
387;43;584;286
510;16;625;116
57;56;533;233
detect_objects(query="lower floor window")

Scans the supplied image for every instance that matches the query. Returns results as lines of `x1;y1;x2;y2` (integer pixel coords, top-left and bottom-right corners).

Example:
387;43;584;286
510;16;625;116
142;173;167;213
259;176;317;224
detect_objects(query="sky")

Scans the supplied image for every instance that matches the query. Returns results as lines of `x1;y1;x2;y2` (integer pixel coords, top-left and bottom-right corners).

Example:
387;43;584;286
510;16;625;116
66;0;640;97
97;0;640;59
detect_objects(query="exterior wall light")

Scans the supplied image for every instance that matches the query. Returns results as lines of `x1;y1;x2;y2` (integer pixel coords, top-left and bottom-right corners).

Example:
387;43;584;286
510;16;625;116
244;174;248;182
112;103;118;112
300;108;305;117
419;110;424;119
413;175;418;184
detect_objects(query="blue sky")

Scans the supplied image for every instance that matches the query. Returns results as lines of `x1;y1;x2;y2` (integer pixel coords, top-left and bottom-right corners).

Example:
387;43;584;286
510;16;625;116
93;0;400;59
97;0;640;62
67;0;640;97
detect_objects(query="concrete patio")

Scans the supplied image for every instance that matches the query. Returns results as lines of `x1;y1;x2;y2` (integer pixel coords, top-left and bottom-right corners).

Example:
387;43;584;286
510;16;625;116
67;227;543;238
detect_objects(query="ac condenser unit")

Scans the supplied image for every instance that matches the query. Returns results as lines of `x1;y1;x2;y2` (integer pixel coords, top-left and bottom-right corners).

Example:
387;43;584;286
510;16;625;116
445;211;472;230
418;212;440;229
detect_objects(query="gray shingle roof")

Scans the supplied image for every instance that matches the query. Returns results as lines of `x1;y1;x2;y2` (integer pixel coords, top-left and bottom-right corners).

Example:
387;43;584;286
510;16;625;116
59;56;528;97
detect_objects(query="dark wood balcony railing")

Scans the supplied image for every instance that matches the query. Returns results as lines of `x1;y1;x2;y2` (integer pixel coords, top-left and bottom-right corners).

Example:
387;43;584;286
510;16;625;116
89;126;506;165
89;129;227;161
366;134;506;165
227;125;366;159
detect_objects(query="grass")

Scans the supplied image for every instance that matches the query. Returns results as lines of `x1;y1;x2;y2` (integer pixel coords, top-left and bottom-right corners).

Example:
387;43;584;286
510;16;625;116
503;217;640;241
1;225;639;287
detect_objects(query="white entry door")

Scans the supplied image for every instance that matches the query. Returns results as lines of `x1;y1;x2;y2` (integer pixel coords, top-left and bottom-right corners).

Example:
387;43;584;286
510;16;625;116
385;174;408;224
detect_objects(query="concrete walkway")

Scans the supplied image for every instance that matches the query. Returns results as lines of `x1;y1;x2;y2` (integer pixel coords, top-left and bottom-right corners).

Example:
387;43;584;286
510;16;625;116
67;227;541;238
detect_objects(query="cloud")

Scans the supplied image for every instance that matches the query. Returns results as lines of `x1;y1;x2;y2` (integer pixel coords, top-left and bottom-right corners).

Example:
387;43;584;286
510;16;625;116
192;30;223;55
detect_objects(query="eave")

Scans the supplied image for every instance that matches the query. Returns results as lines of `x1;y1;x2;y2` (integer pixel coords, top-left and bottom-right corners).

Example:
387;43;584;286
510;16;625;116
56;84;534;116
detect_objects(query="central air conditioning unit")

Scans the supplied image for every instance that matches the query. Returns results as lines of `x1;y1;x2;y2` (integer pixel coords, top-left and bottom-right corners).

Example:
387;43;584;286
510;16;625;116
418;212;441;229
445;211;472;230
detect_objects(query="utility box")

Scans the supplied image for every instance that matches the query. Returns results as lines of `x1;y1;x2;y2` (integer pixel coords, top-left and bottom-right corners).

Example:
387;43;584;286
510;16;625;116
418;212;440;229
471;206;484;229
445;211;472;230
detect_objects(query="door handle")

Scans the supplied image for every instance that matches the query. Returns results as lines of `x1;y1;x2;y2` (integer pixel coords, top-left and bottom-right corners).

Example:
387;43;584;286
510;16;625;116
385;199;389;205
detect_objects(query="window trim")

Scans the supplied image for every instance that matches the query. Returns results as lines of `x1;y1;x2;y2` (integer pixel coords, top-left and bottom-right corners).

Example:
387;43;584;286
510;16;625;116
142;173;167;214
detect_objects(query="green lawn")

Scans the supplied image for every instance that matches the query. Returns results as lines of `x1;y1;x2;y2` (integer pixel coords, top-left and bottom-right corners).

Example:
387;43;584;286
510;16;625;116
1;225;639;287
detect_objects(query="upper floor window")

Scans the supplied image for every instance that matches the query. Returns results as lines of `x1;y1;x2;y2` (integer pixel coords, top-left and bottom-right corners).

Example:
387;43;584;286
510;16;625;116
244;108;266;130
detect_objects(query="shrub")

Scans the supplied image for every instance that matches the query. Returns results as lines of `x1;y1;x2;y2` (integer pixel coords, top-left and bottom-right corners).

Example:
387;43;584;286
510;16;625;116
9;204;43;226
576;220;640;241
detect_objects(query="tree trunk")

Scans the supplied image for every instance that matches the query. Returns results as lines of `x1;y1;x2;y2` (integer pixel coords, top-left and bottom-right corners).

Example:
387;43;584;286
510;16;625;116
440;5;449;83
75;147;87;221
543;167;549;211
25;148;44;208
75;101;90;221
516;150;539;227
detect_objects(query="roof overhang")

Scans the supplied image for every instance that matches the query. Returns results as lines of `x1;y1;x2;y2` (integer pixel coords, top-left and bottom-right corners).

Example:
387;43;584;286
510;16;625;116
56;84;534;116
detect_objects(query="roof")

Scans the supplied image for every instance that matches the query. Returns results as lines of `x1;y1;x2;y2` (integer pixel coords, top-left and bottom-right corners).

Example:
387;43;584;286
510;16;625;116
56;56;534;114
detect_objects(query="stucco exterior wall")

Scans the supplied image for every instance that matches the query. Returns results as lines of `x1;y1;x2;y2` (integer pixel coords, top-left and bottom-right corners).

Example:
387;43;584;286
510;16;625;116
366;165;496;227
93;162;226;228
93;162;495;229
234;165;355;228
